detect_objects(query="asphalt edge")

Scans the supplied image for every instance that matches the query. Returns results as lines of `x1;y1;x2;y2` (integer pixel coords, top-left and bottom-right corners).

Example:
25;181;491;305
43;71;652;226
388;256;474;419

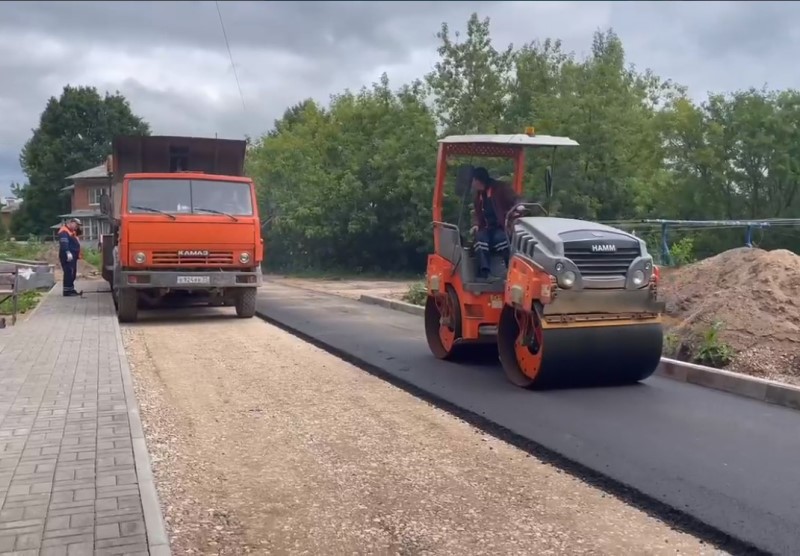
358;293;800;413
255;295;765;556
111;295;172;555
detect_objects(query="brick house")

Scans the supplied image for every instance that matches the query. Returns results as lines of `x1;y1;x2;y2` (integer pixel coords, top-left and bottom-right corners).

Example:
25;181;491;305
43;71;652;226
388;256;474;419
0;196;21;233
53;163;112;243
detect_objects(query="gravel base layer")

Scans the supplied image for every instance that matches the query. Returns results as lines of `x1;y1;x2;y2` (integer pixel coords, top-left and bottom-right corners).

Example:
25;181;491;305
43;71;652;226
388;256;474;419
121;307;724;555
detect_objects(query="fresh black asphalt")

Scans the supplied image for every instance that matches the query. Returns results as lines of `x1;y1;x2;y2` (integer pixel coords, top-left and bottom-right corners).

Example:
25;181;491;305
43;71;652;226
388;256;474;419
256;282;800;556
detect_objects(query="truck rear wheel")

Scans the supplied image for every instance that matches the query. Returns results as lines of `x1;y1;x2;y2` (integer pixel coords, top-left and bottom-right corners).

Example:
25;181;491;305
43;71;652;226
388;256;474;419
116;288;139;323
235;288;257;318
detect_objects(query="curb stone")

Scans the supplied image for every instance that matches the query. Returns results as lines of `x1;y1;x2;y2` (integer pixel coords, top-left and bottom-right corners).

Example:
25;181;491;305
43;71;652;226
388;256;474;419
20;281;56;322
110;288;173;555
358;293;800;413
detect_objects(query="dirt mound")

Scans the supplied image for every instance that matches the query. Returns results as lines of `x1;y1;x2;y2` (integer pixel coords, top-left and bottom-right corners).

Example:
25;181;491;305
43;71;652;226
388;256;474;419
660;247;800;384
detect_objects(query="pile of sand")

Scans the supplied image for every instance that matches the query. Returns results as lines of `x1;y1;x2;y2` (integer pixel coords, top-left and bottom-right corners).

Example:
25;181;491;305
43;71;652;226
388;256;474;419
659;247;800;384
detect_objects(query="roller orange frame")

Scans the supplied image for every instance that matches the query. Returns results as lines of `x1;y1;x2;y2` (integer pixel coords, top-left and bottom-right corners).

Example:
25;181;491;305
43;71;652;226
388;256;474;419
428;142;528;343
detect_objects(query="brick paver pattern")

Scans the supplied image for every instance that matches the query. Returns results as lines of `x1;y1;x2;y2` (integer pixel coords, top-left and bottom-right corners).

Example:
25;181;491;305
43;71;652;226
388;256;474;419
0;285;149;555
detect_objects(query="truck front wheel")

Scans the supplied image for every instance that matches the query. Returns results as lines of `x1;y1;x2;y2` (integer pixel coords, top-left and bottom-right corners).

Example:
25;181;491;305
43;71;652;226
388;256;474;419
116;288;139;323
235;288;257;318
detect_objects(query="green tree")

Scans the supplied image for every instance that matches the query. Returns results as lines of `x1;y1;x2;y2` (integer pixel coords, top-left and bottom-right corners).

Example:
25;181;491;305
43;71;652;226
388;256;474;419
538;30;679;220
656;87;800;255
249;74;437;272
247;12;800;273
11;85;150;236
425;13;515;134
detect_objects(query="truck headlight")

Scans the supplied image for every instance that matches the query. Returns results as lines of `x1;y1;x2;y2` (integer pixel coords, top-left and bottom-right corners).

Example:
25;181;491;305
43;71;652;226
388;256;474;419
632;269;646;286
557;270;576;288
239;252;251;264
134;252;146;264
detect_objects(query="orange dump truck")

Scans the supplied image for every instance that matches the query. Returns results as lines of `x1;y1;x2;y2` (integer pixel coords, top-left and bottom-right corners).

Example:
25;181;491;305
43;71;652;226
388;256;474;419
99;135;263;323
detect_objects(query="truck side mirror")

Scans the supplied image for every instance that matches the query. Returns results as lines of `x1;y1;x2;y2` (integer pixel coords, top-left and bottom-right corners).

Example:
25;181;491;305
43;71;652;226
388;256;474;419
545;166;553;199
454;164;474;197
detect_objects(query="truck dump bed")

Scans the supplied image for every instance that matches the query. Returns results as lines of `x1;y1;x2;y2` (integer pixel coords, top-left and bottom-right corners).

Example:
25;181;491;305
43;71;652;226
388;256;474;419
103;135;247;219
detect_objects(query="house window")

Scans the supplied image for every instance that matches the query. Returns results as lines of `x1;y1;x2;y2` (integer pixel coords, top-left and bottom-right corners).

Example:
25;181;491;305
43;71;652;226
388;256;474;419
89;187;108;206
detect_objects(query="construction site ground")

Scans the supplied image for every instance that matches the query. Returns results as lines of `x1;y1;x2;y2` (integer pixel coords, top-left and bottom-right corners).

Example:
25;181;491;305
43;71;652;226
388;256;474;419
124;303;717;555
1;245;791;553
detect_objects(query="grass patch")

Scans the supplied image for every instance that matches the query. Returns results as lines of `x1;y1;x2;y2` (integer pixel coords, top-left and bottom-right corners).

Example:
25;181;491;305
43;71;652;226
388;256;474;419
401;281;427;306
693;320;735;368
82;248;102;270
661;320;735;369
0;290;42;316
0;238;46;261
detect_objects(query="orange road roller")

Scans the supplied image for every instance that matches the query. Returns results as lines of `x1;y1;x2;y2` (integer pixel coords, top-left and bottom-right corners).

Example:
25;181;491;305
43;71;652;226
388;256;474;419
424;130;665;389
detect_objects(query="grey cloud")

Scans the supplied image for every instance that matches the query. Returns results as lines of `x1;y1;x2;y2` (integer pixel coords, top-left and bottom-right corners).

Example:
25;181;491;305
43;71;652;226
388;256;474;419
115;78;264;141
1;1;799;198
1;1;488;62
0;0;489;193
678;1;800;59
0;150;23;188
608;1;800;97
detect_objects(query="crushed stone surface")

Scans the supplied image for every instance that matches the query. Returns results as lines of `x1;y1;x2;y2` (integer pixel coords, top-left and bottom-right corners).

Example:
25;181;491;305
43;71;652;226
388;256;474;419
660;247;800;384
122;308;723;555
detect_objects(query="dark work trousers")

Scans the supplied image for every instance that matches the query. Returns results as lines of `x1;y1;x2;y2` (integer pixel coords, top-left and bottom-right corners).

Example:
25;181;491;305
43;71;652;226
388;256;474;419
60;253;77;294
474;227;510;277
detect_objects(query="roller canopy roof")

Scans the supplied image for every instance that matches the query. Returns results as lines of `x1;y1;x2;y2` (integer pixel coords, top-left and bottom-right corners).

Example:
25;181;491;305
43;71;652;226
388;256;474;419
438;134;579;147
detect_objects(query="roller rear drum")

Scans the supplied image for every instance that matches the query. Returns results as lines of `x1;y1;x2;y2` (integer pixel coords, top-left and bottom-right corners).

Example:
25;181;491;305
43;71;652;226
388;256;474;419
498;306;663;389
425;287;464;360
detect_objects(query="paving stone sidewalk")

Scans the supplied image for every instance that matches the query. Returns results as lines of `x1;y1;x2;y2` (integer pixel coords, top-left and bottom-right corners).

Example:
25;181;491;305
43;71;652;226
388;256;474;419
0;282;169;556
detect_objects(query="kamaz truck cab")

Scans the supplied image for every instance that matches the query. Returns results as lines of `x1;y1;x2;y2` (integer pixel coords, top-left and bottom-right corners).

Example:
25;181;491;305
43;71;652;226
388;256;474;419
100;135;263;323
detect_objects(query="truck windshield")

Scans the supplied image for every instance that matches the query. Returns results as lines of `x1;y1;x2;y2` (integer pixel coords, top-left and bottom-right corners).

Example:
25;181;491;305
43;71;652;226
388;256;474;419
127;179;254;216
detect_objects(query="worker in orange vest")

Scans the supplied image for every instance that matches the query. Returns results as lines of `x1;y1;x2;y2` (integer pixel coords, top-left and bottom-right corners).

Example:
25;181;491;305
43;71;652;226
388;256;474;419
57;218;82;296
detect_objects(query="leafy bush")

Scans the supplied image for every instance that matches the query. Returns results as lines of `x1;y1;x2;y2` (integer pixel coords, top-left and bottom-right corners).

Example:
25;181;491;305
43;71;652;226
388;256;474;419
402;281;427;306
693;320;734;368
669;236;696;266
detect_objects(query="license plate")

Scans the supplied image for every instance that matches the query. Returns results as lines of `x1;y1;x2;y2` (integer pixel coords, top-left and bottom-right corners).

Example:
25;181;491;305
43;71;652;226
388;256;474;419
176;275;210;285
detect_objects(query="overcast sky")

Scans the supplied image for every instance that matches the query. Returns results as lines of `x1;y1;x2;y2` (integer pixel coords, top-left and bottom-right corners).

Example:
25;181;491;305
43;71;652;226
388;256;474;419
1;1;798;197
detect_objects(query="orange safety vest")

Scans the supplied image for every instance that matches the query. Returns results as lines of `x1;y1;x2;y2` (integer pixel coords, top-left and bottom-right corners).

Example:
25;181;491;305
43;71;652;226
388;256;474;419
57;226;83;259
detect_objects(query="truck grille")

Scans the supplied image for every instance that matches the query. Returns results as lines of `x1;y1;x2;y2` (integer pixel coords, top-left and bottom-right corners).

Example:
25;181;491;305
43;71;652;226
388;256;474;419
151;251;234;265
564;246;639;277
